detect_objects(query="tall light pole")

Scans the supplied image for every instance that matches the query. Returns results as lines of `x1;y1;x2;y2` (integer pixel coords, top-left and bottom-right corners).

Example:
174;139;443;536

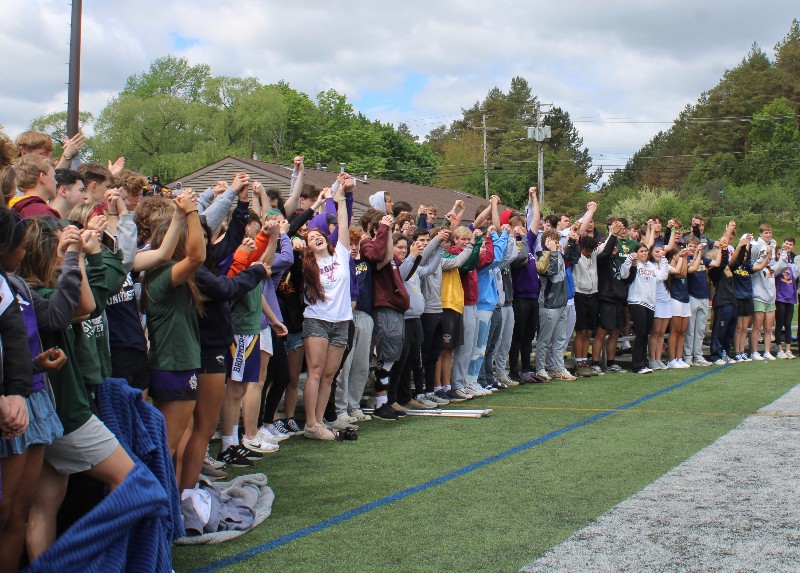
66;0;82;138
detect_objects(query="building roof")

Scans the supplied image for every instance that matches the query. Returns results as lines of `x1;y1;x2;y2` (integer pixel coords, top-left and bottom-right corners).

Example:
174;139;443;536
170;156;506;224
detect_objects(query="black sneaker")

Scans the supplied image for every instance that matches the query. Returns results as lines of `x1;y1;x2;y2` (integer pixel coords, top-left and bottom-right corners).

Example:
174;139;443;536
216;445;254;468
372;403;399;421
285;418;302;434
234;443;263;461
273;419;294;437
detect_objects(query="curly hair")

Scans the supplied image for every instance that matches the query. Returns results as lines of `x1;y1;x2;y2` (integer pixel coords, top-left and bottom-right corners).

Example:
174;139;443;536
133;196;174;247
0;132;17;169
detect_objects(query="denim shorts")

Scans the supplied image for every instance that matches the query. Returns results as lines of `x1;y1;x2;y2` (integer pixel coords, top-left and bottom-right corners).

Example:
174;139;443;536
302;318;350;347
285;331;303;352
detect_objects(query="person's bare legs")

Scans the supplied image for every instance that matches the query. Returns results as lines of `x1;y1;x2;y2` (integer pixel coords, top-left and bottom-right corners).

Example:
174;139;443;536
179;372;226;491
26;461;68;562
314;345;346;424
0;447;43;572
303;337;329;427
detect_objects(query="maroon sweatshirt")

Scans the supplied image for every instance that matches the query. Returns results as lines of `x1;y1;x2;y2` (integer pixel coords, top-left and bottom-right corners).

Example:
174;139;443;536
360;223;410;312
13;196;60;219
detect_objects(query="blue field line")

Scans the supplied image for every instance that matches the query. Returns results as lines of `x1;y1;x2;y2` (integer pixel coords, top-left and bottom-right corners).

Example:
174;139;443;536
190;365;729;573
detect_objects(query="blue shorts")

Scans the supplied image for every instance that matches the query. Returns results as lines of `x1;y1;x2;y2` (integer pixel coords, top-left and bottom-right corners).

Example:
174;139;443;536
285;331;303;352
227;334;261;382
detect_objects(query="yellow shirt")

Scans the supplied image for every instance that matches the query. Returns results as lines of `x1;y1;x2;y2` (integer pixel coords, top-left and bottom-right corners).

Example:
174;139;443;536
441;267;465;314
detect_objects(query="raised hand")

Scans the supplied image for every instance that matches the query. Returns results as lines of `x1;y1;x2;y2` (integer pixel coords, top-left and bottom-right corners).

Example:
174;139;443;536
80;228;101;254
104;188;126;215
240;237;256;253
380;215;394;227
231;172;250;194
59;225;83;255
294;156;304;171
107;157;125;177
86;214;109;234
62;132;86;159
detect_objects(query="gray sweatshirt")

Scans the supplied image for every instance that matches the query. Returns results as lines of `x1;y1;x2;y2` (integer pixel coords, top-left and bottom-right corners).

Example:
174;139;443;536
421;240;474;314
752;250;787;304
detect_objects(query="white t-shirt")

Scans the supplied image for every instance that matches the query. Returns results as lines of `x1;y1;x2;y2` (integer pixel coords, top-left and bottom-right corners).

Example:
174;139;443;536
303;241;353;323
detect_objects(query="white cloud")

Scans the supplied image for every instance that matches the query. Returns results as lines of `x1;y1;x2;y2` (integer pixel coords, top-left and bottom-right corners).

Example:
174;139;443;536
1;0;797;174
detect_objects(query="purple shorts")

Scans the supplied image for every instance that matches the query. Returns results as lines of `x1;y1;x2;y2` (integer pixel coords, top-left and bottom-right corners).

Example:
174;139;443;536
149;369;199;401
227;334;261;382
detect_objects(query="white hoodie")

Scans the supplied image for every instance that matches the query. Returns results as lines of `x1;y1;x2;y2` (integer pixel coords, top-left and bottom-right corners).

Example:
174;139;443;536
620;257;670;310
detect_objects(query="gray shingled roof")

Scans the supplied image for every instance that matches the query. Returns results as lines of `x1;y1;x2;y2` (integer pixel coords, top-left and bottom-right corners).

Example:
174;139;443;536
170;156;508;224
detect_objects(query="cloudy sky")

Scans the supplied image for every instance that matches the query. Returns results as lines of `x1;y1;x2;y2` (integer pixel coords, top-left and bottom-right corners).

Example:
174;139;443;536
2;0;797;178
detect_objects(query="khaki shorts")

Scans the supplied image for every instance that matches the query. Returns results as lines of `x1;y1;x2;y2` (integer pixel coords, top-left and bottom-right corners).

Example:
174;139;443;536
45;415;119;475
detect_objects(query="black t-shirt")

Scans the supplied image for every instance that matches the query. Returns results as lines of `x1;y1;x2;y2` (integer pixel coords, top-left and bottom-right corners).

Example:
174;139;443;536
105;272;147;352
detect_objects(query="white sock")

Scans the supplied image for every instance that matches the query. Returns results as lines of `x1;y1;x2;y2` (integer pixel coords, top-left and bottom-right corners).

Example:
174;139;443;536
381;360;395;372
443;384;451;391
232;424;239;442
222;435;236;452
416;393;426;400
376;395;388;407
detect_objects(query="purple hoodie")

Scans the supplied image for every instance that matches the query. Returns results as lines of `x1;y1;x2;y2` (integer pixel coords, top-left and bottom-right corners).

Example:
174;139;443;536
260;234;294;328
511;229;541;299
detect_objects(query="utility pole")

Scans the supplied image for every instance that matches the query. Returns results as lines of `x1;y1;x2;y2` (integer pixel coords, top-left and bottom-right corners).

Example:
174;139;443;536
482;114;489;200
66;0;82;138
526;101;551;205
536;105;544;204
474;114;499;200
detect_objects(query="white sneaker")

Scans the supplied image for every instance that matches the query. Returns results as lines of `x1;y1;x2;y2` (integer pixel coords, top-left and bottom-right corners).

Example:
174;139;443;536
677;358;691;368
255;426;282;445
327;418;359;431
682;357;693;367
535;369;552;381
763;351;777;361
787;350;797;360
416;397;439;408
713;357;728;366
636;367;653;374
667;359;683;369
468;382;490;396
750;352;765;361
693;357;712;366
776;350;788;359
260;424;290;442
242;435;279;453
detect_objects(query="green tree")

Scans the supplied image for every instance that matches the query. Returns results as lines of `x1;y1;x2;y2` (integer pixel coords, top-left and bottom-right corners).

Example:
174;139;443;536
29;111;94;145
123;55;211;102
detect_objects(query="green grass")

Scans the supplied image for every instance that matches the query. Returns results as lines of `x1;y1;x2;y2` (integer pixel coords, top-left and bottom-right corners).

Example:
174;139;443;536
173;363;800;573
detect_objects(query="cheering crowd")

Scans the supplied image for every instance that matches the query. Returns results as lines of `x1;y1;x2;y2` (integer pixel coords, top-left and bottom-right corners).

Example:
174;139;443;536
0;128;798;570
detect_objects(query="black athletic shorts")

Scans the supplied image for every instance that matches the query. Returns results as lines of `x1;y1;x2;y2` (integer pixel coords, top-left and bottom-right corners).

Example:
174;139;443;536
736;298;754;318
598;301;627;331
441;308;464;349
574;292;599;332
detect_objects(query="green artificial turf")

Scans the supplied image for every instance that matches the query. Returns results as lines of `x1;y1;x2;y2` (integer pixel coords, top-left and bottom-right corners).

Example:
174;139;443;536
173;362;800;573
